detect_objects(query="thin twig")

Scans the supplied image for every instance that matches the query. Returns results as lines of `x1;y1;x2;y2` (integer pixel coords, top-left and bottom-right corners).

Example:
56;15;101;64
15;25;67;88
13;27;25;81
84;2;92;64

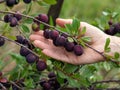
92;79;120;85
0;35;41;58
0;83;7;90
10;81;24;90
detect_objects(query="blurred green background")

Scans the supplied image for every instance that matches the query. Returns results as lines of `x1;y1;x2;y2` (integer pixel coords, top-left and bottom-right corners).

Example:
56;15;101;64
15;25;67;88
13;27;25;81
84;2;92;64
60;0;120;23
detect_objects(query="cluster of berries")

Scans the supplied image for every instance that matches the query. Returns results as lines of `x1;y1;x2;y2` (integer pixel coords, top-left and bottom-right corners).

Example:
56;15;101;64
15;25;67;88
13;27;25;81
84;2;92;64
40;72;61;90
104;20;120;35
31;13;83;56
32;14;48;32
43;29;84;56
16;35;47;71
0;37;5;47
6;0;32;7
11;79;25;90
4;12;22;27
0;72;25;90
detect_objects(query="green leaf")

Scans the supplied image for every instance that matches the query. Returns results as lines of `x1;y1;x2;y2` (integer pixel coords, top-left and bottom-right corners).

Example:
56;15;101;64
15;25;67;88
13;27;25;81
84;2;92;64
72;18;80;32
37;1;48;6
21;25;30;33
67;77;80;87
81;36;91;43
102;11;109;16
23;18;33;24
114;52;120;59
49;16;54;26
43;0;57;5
104;38;111;52
80;27;86;35
65;24;72;34
24;78;35;88
23;3;32;14
57;71;66;79
63;64;79;73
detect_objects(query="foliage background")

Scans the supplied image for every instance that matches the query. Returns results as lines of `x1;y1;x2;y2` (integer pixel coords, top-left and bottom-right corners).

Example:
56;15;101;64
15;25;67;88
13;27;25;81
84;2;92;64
1;0;120;89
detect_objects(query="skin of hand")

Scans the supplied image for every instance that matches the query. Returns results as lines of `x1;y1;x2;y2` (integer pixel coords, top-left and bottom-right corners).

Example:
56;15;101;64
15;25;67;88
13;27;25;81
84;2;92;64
29;18;120;65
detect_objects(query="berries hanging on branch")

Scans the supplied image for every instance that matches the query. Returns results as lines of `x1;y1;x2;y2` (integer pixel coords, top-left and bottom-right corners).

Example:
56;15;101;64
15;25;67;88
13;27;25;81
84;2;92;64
104;20;120;35
4;12;22;27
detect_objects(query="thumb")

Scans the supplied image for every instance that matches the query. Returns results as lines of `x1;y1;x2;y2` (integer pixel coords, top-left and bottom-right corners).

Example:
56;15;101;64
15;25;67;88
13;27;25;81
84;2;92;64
56;18;72;27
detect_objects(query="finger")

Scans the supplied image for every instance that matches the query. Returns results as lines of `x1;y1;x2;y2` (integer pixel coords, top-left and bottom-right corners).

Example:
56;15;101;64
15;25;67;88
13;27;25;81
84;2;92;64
56;18;72;27
33;30;44;36
29;34;44;41
33;40;50;49
42;49;69;63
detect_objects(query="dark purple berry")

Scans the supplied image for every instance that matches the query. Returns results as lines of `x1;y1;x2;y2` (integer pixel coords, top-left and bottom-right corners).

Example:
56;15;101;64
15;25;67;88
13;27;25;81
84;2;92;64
49;30;59;40
55;36;66;46
23;0;31;4
16;35;24;44
64;41;75;52
4;14;13;23
73;45;83;56
40;78;47;86
52;39;59;46
48;72;56;78
104;26;117;35
6;0;16;7
26;53;37;63
14;12;22;21
0;37;5;46
32;23;40;32
43;29;50;39
42;82;51;90
108;20;113;25
53;81;60;90
20;47;30;56
12;85;19;90
38;14;48;23
113;23;120;33
10;17;18;27
36;60;47;71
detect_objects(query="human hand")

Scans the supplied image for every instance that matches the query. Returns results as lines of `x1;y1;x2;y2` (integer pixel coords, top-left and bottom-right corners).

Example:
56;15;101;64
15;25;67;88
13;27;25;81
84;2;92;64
29;18;120;65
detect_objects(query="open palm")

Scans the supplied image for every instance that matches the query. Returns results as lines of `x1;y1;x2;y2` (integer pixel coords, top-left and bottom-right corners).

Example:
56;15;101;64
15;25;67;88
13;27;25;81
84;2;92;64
30;18;110;65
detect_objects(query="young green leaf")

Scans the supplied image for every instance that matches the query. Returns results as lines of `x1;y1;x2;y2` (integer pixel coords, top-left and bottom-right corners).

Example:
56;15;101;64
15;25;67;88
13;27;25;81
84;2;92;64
63;64;79;73
72;18;80;32
80;27;86;35
104;38;111;52
114;52;120;60
81;36;91;43
21;25;30;33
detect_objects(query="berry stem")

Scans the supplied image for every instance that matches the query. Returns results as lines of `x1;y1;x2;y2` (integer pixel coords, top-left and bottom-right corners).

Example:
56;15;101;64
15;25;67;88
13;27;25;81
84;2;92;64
0;35;41;58
0;83;7;90
10;81;24;90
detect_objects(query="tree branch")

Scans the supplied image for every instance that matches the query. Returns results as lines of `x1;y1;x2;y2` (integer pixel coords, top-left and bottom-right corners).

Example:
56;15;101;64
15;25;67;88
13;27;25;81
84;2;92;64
47;0;64;26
